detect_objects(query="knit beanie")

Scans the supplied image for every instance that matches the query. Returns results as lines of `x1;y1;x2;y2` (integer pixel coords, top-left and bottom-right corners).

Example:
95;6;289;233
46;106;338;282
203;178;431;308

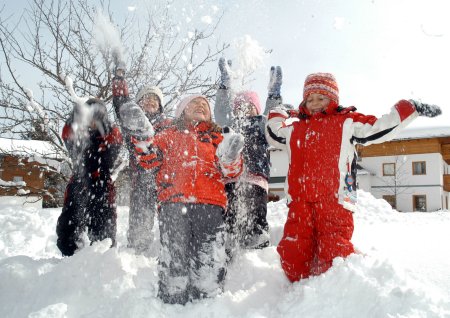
174;95;211;119
136;85;164;107
233;91;262;115
302;73;339;105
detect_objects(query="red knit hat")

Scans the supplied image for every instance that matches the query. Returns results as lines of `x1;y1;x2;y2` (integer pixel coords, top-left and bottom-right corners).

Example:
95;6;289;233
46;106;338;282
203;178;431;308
302;73;339;105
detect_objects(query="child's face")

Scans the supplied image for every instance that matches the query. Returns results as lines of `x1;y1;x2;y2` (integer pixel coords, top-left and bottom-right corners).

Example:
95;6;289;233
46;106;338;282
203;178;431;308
184;97;211;123
233;102;258;118
305;93;330;114
139;94;160;115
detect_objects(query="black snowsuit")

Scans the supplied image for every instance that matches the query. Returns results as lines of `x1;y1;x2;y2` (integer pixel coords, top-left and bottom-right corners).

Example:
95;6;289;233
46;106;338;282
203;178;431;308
215;88;282;253
56;107;123;256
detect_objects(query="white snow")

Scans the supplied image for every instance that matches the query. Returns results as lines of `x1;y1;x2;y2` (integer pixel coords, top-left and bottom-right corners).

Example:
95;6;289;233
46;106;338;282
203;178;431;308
201;16;212;24
394;125;450;141
93;11;125;64
230;35;267;89
0;179;26;187
0;190;449;317
0;138;57;158
0;138;63;171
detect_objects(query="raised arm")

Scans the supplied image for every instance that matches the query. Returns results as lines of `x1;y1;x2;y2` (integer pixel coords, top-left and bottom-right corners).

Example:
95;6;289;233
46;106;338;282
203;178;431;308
351;99;442;146
214;57;234;127
112;62;130;120
264;66;284;115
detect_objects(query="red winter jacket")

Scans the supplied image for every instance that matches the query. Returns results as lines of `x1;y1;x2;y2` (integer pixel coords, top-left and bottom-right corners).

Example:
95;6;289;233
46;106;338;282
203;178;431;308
266;99;418;207
138;121;243;209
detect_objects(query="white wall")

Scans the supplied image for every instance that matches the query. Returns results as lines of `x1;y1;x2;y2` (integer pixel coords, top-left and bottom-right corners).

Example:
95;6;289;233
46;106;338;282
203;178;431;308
268;149;289;197
360;153;444;212
269;149;289;178
357;174;371;192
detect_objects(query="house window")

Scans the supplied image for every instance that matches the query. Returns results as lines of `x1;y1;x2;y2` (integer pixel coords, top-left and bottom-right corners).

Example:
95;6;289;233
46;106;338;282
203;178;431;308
413;195;427;212
383;163;395;176
412;161;426;175
383;195;396;209
13;176;24;183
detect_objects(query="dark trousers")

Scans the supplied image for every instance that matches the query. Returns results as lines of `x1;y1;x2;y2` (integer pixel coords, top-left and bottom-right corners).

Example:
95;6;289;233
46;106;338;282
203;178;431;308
224;182;269;252
56;177;117;256
127;169;157;254
158;203;226;305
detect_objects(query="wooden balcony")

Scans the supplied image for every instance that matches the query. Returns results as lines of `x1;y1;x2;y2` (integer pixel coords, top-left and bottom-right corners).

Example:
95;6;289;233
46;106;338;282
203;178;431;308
444;174;450;192
442;144;450;164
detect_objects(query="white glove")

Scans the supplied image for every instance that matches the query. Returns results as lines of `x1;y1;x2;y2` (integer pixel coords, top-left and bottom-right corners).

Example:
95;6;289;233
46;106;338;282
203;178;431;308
119;101;154;138
217;127;244;163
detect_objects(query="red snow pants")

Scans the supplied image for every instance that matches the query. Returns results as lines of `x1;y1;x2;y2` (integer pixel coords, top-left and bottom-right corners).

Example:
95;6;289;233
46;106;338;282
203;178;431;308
277;196;355;282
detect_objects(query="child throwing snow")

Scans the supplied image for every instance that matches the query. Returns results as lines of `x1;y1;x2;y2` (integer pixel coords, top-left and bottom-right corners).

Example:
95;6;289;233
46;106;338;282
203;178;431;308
215;59;284;254
266;72;442;282
56;98;123;256
112;67;171;255
136;95;244;304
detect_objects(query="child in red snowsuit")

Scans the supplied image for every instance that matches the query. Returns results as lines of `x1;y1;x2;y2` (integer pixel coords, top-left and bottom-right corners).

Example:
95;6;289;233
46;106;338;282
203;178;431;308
266;72;441;282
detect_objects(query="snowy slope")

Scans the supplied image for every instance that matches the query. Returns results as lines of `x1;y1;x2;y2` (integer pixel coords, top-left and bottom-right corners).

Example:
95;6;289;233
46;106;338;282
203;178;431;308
0;191;449;318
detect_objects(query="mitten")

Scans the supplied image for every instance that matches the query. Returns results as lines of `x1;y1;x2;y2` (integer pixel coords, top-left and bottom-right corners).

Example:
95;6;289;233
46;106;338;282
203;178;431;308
119;102;154;138
219;57;232;89
131;137;160;170
112;76;129;97
217;127;244;163
268;66;282;98
409;99;442;118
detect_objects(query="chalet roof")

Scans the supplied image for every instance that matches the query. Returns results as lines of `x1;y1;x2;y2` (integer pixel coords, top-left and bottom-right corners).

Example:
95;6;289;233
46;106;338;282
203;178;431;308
394;126;450;141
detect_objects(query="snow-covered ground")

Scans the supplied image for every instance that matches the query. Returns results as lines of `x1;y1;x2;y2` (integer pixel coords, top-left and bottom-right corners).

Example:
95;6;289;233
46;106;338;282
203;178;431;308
0;191;449;318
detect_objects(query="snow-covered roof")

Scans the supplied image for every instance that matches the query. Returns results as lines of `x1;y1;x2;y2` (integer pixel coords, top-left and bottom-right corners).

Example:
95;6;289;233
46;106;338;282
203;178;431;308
0;138;64;171
0;138;58;158
394;126;450;141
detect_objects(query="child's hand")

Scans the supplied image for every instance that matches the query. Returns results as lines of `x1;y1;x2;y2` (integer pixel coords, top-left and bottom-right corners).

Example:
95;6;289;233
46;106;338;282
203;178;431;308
218;57;232;89
409;99;442;118
268;66;282;97
218;127;244;162
119;101;155;138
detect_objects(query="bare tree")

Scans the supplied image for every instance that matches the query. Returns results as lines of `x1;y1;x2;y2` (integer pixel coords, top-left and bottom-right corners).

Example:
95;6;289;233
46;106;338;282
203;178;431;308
0;0;229;203
0;0;228;156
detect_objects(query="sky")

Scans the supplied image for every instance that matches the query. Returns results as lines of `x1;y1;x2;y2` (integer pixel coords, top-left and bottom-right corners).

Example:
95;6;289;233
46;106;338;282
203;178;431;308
2;0;450;127
1;191;449;317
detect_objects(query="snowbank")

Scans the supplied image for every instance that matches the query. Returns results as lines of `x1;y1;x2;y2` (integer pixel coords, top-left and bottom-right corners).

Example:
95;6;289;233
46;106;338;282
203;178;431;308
0;191;449;317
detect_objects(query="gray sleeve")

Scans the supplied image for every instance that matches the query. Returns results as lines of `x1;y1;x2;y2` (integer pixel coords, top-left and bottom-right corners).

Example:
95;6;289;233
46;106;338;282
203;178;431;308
263;96;283;116
214;88;234;127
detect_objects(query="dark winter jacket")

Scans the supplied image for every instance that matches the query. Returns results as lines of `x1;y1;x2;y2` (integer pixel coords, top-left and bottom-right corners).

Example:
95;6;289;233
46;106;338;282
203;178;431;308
62;121;123;183
231;115;270;179
215;88;281;182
